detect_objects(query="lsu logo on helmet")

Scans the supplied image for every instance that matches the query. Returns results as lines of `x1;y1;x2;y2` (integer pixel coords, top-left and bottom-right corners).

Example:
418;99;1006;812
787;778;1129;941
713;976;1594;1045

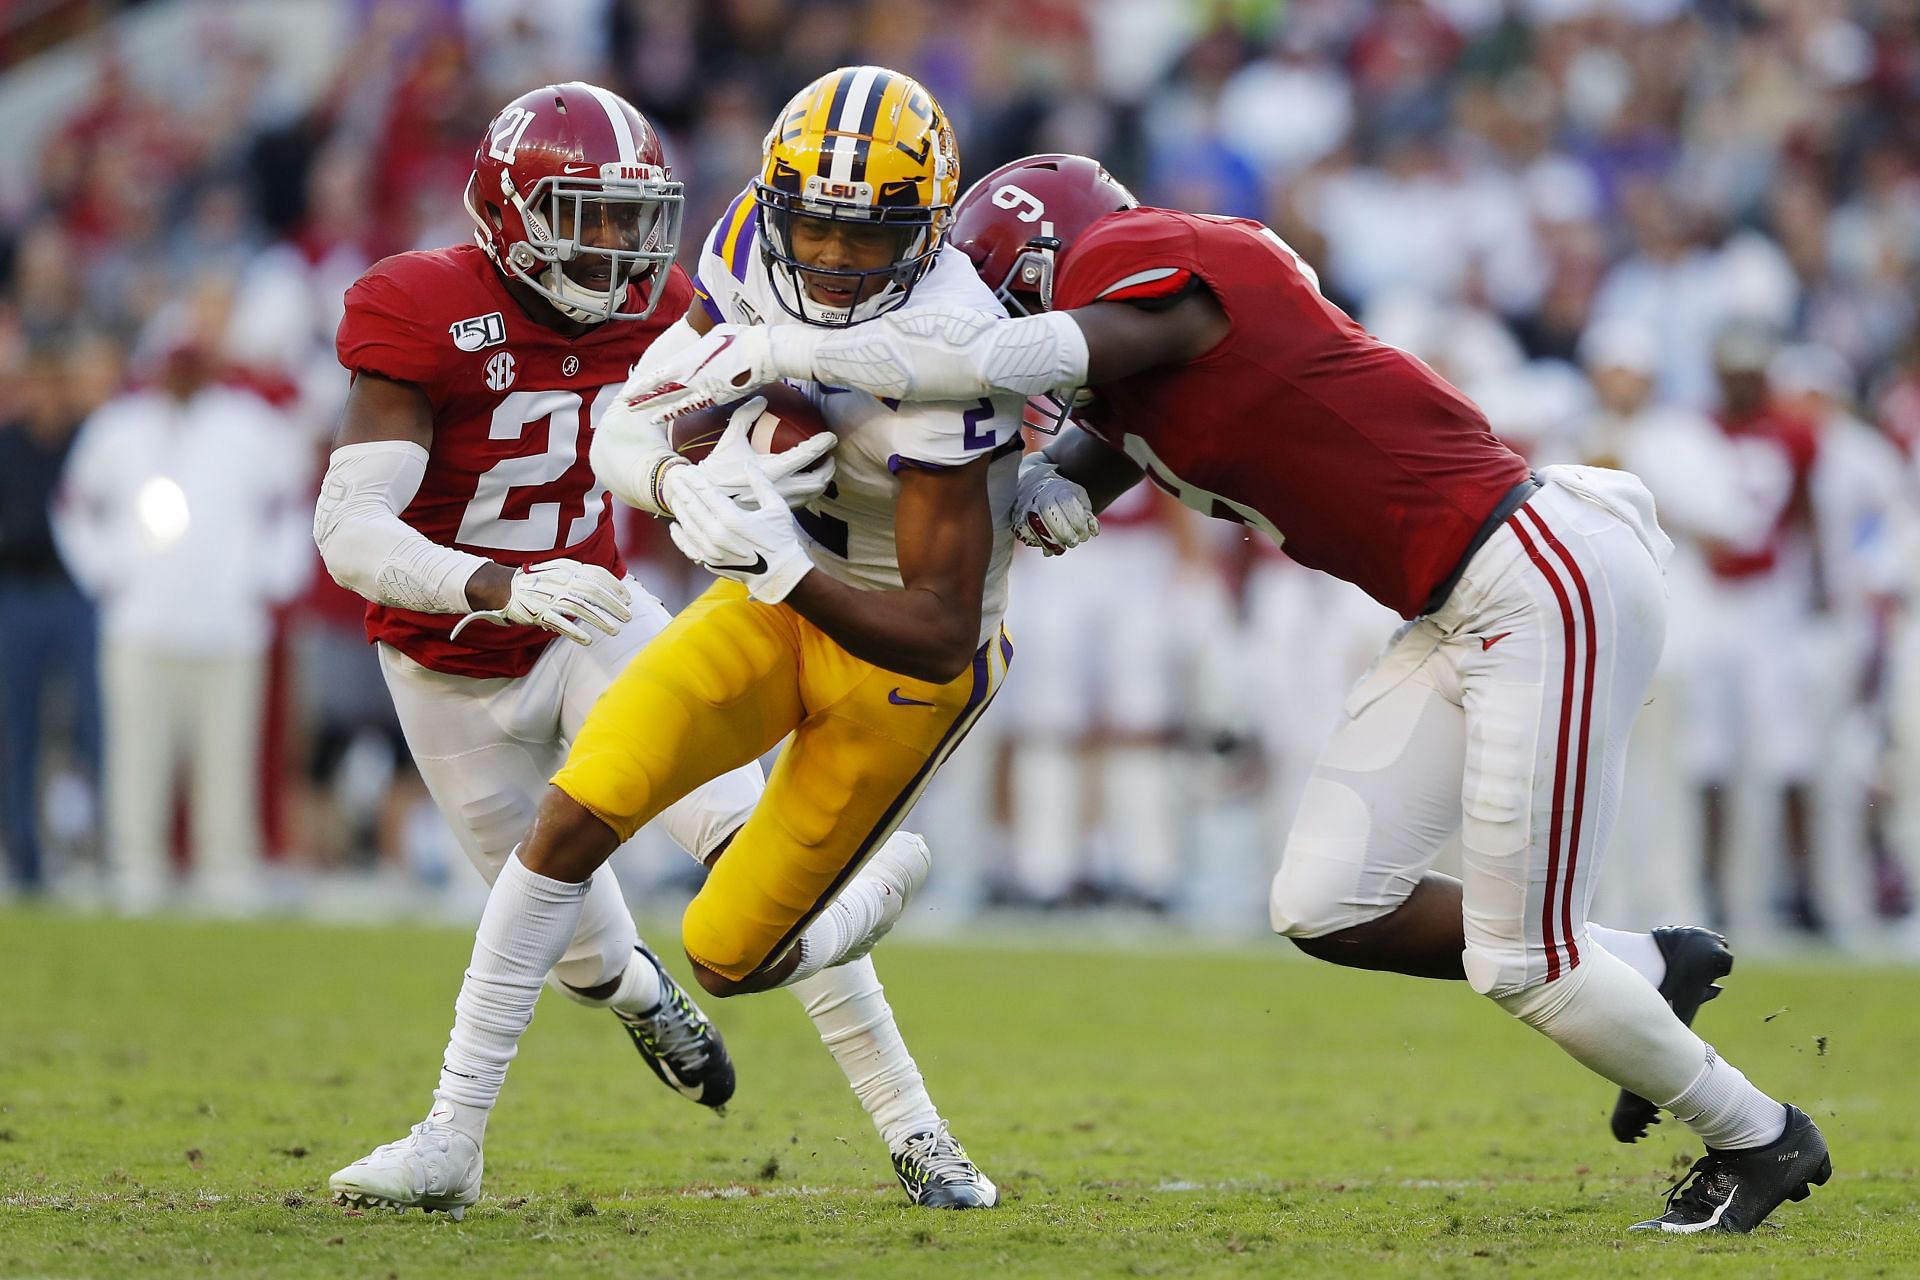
754;66;960;326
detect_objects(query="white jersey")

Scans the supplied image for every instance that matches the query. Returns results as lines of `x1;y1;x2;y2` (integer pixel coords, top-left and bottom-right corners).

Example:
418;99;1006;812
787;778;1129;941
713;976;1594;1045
693;187;1023;646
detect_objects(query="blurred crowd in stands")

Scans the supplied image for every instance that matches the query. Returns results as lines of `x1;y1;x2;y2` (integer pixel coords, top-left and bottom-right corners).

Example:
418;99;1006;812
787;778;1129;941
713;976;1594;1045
2;0;1919;951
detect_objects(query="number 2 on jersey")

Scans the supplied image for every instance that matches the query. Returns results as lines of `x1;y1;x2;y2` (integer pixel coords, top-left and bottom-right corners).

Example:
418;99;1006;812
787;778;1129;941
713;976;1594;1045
456;385;617;553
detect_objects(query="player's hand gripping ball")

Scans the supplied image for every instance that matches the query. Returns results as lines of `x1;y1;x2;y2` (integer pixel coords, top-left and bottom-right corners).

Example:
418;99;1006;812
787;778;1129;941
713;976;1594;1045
670;382;837;510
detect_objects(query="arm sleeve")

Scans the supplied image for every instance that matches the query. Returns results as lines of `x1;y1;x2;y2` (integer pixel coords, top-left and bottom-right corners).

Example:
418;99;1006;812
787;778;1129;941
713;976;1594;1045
589;316;705;518
312;439;491;613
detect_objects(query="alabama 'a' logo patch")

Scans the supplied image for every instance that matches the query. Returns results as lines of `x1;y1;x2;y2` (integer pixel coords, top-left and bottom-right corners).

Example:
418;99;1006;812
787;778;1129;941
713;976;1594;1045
449;312;507;352
484;350;517;391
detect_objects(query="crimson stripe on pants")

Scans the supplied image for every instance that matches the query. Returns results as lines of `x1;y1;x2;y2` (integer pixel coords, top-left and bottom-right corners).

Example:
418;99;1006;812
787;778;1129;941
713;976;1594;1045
1519;504;1598;976
1505;511;1582;982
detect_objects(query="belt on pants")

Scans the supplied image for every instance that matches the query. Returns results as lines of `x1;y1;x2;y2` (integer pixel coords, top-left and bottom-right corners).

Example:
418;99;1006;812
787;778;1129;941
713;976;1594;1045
1418;472;1544;618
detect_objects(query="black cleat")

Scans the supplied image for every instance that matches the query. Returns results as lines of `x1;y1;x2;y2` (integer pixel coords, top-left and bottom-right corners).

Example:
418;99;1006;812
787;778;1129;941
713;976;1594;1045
1631;1104;1830;1234
891;1124;999;1209
1612;926;1734;1143
614;945;735;1110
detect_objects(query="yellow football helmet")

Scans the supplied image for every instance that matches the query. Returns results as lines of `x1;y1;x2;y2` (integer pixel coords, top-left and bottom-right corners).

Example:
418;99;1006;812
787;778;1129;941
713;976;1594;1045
756;65;960;325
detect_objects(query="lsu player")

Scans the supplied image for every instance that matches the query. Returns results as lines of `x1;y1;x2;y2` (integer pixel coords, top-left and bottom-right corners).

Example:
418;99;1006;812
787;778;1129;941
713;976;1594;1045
633;154;1832;1235
336;69;1020;1214
320;83;988;1214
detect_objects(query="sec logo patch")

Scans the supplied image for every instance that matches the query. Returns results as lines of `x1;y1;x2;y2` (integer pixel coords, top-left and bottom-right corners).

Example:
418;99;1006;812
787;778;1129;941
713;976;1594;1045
562;354;580;377
485;350;517;391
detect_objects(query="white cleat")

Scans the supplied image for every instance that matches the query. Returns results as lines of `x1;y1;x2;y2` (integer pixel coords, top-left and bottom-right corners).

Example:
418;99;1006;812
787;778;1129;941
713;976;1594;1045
843;830;932;963
329;1121;483;1220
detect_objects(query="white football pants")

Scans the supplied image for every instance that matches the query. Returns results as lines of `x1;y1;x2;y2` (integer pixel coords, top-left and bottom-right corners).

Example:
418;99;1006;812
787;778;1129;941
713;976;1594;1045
1270;467;1671;997
379;579;763;989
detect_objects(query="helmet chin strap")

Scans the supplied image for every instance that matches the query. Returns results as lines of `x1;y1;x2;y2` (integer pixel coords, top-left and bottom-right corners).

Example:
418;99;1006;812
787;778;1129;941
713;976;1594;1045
541;261;618;323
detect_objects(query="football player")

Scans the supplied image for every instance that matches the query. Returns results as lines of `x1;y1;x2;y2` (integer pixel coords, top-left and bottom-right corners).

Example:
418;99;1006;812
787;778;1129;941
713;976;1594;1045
633;154;1832;1235
318;83;988;1215
331;70;1021;1217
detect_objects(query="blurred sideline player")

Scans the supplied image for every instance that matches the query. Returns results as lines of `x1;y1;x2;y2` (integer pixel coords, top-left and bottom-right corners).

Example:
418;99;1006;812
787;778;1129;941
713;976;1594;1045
1568;322;1752;928
1777;343;1917;927
638;153;1834;1234
316;83;982;1214
999;476;1197;910
1685;325;1829;934
334;69;1020;1216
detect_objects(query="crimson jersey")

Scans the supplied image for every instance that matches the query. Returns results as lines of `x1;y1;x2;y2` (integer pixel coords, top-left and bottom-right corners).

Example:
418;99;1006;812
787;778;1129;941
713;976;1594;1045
1706;407;1819;581
1055;209;1530;619
336;244;693;677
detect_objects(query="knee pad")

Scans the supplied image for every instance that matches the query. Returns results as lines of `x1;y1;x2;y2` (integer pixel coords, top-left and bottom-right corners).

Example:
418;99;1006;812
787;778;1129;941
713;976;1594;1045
681;887;767;984
1269;779;1409;937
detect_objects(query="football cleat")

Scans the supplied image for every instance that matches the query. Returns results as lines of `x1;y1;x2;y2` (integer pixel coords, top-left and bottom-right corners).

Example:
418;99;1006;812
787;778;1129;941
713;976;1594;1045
1630;1105;1830;1234
329;1121;483;1220
841;831;932;965
890;1123;999;1209
1612;926;1734;1143
616;944;736;1109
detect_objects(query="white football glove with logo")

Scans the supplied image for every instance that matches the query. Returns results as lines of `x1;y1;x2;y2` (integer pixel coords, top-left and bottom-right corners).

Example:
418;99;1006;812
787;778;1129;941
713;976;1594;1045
1012;452;1100;556
626;323;787;417
448;558;632;645
667;429;815;604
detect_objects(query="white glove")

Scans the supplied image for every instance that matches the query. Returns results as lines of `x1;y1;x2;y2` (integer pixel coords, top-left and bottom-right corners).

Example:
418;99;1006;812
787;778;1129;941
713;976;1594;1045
667;453;815;604
626;323;818;419
697;396;837;510
1012;452;1100;556
448;558;632;645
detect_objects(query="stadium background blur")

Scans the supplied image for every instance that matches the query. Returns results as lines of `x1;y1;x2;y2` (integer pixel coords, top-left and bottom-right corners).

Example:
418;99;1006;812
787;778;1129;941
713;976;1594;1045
2;0;1918;958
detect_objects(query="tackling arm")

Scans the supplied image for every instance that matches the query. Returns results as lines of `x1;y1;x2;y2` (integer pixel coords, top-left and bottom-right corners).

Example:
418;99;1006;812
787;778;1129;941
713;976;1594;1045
1043;424;1146;513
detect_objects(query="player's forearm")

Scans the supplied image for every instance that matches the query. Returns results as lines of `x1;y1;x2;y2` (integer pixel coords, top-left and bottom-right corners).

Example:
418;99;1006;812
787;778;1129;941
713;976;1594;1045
781;573;979;684
313;440;492;614
1046;425;1144;513
776;308;1091;401
590;391;683;517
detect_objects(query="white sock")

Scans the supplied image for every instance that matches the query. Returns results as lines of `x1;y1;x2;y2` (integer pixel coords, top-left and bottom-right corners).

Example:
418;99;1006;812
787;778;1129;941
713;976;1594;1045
787;956;939;1151
553;945;664;1015
1664;1047;1789;1150
548;864;641;992
1493;939;1713;1107
784;861;904;985
1586;924;1665;989
434;852;590;1138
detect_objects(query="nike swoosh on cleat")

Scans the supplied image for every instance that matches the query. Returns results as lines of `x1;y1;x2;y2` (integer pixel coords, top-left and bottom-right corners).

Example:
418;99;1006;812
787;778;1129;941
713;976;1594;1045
709;554;769;574
1647;1188;1737;1234
888;689;936;707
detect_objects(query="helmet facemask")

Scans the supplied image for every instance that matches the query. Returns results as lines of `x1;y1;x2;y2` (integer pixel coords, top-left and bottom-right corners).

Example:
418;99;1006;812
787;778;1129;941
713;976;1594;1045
755;173;947;327
466;167;683;324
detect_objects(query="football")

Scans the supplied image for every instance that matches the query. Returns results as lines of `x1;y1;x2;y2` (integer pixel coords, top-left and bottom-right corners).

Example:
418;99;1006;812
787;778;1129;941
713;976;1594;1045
669;381;832;469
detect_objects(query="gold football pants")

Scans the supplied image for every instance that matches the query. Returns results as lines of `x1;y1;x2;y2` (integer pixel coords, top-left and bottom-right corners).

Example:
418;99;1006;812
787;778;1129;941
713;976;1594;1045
553;580;1011;980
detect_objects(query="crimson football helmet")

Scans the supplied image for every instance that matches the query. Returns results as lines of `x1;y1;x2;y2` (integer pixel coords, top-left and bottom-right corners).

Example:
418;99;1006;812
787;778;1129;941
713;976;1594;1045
464;82;682;324
950;154;1136;318
953;154;1136;431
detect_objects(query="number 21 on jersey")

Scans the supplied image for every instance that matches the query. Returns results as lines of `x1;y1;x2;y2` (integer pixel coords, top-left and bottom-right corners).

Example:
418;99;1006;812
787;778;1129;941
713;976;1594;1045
456;384;618;553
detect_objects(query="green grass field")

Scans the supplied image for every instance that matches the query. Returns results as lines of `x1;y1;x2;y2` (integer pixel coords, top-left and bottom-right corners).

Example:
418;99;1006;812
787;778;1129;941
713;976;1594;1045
1;908;1915;1279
